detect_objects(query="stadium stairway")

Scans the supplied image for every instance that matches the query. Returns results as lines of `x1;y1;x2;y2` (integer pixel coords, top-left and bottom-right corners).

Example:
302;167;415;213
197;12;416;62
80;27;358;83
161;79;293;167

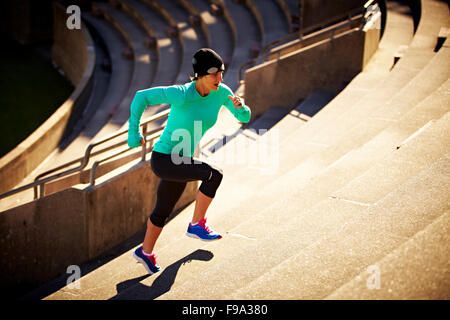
31;0;449;300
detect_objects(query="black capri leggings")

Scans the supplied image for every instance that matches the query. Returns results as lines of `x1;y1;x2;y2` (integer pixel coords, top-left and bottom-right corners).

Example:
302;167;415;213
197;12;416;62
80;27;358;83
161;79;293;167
149;151;223;228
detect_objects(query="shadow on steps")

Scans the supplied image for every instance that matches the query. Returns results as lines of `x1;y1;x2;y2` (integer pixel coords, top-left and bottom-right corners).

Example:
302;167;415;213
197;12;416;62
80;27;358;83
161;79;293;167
110;249;214;300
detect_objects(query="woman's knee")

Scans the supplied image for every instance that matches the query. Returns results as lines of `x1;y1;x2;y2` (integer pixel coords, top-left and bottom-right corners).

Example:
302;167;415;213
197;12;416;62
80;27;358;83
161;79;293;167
149;210;167;228
209;166;223;187
199;166;223;198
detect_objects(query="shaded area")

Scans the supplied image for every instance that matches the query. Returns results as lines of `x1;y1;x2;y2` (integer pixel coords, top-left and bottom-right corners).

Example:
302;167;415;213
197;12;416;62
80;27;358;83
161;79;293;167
110;249;214;300
0;37;73;157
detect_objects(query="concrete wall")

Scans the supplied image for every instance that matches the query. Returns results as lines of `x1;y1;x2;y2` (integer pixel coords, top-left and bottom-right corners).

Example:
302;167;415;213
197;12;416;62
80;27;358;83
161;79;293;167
0;160;198;295
244;27;379;118
52;2;90;86
0;3;95;195
301;0;365;32
0;188;88;297
269;18;363;60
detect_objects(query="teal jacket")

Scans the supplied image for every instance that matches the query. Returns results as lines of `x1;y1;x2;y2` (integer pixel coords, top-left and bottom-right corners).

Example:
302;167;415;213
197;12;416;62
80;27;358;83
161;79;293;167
127;81;251;157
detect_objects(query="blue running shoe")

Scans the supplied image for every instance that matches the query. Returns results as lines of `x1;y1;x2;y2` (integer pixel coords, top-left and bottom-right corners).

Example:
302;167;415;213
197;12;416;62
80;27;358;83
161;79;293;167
186;218;222;241
133;246;161;275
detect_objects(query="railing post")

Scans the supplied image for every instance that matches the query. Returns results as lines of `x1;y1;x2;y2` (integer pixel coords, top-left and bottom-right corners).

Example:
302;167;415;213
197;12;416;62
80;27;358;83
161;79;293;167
39;183;45;198
141;123;147;161
90;162;98;186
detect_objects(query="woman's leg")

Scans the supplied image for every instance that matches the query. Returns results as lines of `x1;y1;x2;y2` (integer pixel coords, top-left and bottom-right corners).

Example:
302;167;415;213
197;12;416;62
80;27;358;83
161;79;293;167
191;190;213;224
145;152;223;248
142;219;162;254
144;179;187;253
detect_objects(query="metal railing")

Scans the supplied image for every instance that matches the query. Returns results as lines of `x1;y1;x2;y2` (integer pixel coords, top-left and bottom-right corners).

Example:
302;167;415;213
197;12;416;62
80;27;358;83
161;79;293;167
0;109;170;201
238;0;377;83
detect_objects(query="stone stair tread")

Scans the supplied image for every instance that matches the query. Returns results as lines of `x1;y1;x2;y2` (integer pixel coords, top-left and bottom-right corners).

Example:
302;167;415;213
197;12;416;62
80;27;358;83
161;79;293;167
227;154;450;299
293;89;335;117
247;107;291;133
325;210;450;300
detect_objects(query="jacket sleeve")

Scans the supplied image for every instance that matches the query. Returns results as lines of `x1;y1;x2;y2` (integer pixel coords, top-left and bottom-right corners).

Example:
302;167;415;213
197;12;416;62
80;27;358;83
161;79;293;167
128;86;184;148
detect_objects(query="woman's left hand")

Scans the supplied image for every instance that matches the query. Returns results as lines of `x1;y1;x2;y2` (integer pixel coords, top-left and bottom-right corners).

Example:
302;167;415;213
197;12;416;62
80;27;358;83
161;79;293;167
228;95;243;109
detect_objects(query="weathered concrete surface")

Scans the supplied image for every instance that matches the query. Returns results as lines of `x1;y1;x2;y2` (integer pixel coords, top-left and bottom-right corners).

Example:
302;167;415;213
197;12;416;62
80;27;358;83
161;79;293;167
301;0;365;32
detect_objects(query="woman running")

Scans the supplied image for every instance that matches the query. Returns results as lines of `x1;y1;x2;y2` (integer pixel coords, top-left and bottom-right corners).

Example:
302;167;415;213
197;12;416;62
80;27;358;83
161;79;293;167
127;48;251;274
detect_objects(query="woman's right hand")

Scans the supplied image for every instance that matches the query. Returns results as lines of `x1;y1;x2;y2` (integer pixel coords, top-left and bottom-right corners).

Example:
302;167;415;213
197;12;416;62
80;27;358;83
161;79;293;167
127;131;144;148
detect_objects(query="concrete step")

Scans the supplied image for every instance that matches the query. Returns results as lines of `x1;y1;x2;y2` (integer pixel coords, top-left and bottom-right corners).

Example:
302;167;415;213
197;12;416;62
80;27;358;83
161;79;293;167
230;154;450;299
61;17;113;150
326;209;450;299
203;106;288;160
279;49;435;151
155;111;450;299
96;1;156;87
408;0;450;50
292;89;335;118
76;13;133;139
311;48;449;147
247;106;291;133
